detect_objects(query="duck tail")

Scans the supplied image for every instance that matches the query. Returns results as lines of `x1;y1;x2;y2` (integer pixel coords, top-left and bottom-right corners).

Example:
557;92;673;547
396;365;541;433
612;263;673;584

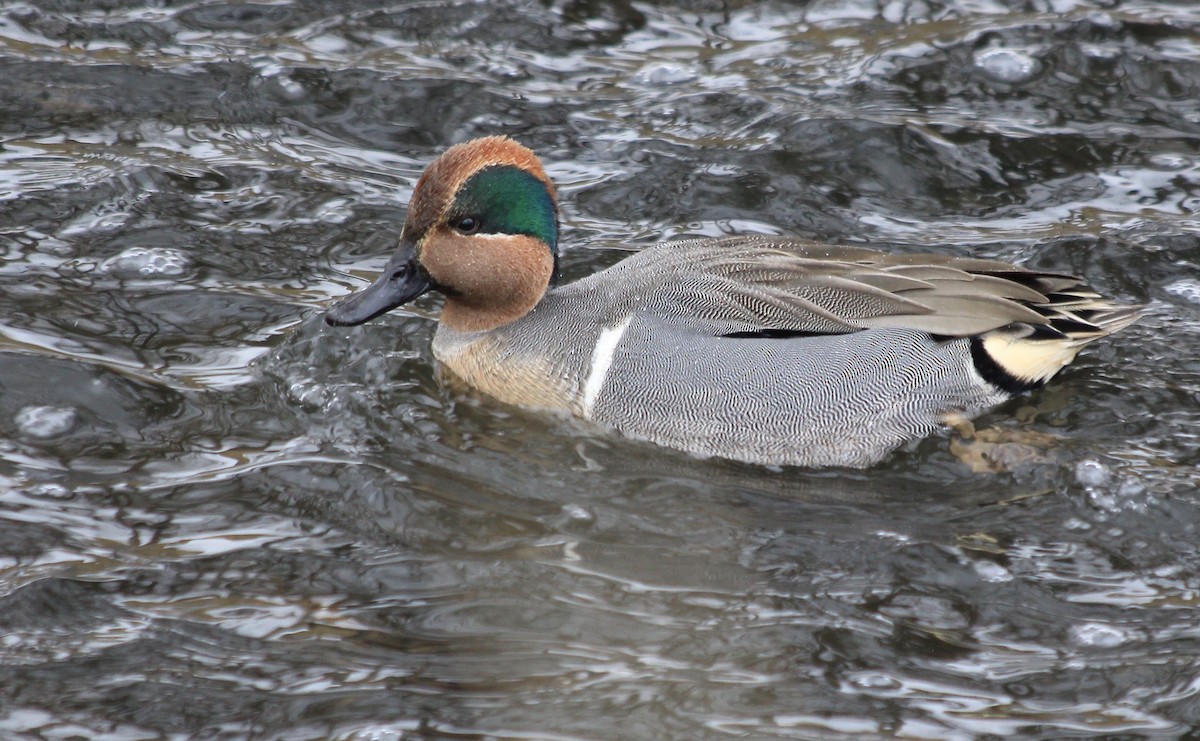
973;291;1145;393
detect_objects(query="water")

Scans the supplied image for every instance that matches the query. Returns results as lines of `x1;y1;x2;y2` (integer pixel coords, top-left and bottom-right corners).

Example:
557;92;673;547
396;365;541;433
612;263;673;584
1;1;1198;739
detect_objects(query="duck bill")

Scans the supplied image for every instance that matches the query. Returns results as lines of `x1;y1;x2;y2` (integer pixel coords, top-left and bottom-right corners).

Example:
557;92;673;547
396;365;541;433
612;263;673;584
324;240;432;326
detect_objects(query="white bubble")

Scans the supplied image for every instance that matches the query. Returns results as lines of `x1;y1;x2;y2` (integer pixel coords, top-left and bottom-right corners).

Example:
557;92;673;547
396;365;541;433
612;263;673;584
1085;474;1150;513
100;247;191;277
1148;153;1192;171
630;64;696;86
1080;43;1121;61
343;726;412;741
847;670;902;691
973;48;1042;84
273;73;306;101
286;379;332;410
1164;279;1200;305
1074;459;1112;488
1087;488;1120;512
28;482;72;499
1119;477;1147;497
973;560;1013;583
562;503;594;523
1069;621;1132;648
15;405;77;439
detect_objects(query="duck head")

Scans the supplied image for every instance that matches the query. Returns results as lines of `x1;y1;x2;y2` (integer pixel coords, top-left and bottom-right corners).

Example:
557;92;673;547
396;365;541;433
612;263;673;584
325;136;559;332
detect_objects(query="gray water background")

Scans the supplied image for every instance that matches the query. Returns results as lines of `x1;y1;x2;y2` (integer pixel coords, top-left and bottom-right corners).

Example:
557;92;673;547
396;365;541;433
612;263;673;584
1;1;1199;739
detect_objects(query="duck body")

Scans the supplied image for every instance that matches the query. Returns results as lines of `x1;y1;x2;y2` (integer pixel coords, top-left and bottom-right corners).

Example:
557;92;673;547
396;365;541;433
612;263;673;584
325;137;1142;468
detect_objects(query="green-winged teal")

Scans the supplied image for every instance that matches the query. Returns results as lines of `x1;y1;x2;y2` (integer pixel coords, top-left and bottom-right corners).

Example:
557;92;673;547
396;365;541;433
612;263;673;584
325;136;1142;467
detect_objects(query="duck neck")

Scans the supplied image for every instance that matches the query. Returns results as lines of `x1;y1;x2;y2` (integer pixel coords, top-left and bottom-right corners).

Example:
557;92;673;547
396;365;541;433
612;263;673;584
440;293;542;333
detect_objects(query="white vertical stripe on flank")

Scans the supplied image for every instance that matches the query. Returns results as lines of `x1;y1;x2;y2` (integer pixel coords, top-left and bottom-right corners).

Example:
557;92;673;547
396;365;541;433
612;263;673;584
582;315;633;418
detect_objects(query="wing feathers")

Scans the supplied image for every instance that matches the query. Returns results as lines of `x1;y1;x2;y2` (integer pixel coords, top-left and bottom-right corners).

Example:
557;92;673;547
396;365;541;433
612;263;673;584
580;235;1141;341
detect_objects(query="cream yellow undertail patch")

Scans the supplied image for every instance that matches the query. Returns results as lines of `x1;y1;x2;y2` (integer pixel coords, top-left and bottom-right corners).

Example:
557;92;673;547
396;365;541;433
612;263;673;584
981;332;1082;385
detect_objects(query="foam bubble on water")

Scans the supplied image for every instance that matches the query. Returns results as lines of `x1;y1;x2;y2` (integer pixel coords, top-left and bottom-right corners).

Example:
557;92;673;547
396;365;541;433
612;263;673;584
1148;153;1192;170
973;559;1013;583
286;378;333;410
1081;43;1121;61
1087;488;1120;512
100;247;191;277
1164;278;1200;305
973;48;1042;83
342;724;416;741
28;482;72;499
846;670;902;692
562;503;594;523
1085;474;1150;514
276;76;306;100
631;64;697;86
15;405;77;439
1074;459;1112;488
1069;621;1132;648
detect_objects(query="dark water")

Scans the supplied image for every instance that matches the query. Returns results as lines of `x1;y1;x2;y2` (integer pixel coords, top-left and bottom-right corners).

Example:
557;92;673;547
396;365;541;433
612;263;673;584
1;1;1198;739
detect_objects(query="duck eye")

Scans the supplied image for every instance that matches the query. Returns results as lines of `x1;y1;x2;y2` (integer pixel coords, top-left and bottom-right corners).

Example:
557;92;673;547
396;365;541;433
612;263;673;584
454;216;481;234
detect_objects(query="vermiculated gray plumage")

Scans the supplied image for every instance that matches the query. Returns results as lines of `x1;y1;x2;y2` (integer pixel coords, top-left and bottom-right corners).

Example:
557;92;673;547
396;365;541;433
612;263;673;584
589;317;1005;466
430;235;1142;467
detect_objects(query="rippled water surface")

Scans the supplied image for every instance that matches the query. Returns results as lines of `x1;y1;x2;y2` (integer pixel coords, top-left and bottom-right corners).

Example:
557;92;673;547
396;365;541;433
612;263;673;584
2;1;1199;739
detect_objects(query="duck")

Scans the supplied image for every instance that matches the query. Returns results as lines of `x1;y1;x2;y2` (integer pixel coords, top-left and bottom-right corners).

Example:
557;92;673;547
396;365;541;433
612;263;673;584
324;136;1143;468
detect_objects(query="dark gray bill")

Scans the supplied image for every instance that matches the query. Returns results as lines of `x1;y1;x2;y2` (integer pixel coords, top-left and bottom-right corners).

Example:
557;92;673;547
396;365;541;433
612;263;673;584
324;240;432;326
